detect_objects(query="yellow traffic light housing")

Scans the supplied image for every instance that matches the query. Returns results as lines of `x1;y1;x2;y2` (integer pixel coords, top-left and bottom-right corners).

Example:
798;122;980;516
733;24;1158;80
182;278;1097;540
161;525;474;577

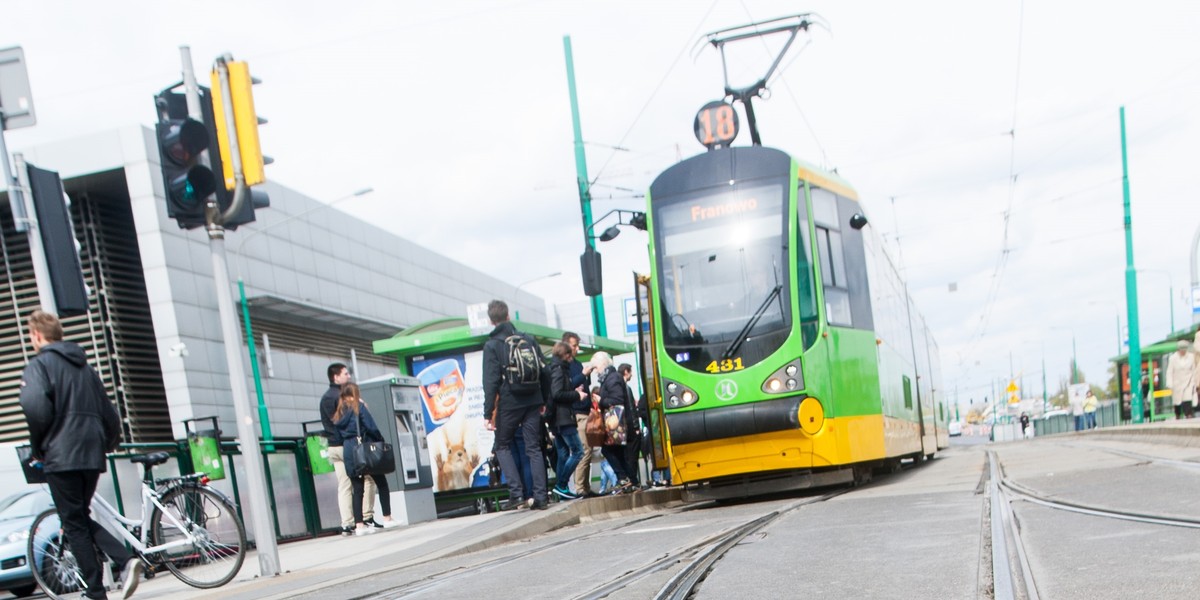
210;61;265;189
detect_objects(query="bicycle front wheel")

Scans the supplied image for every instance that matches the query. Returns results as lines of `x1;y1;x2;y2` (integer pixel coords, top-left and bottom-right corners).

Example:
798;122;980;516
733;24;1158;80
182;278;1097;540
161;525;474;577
26;508;86;599
151;485;246;588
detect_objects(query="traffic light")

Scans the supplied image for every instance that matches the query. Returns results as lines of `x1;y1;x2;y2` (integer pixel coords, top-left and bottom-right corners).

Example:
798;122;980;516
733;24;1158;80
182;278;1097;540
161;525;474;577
153;90;215;229
581;246;603;296
210;59;270;229
26;164;89;316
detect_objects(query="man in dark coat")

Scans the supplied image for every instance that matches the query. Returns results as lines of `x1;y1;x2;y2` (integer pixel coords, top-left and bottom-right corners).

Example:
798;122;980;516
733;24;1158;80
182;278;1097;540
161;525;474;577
19;310;140;599
483;300;548;510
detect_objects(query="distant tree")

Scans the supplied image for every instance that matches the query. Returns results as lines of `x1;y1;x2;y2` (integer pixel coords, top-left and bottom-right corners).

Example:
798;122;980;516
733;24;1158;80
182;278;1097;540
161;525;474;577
1105;363;1120;399
1049;377;1069;408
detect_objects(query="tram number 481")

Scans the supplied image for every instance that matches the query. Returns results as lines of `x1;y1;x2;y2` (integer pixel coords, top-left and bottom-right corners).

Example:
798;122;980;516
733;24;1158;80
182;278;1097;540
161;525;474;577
705;358;744;374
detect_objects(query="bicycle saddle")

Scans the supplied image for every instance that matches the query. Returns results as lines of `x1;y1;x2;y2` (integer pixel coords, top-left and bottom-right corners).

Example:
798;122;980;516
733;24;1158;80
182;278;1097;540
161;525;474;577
130;452;171;466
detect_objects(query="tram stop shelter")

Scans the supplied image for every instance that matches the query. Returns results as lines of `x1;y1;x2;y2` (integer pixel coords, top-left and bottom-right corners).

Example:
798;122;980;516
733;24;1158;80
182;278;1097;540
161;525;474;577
373;317;634;516
1110;324;1200;422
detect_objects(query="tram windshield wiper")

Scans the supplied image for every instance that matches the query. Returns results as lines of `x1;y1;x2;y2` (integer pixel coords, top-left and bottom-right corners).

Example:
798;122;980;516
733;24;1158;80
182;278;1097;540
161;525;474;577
721;284;782;360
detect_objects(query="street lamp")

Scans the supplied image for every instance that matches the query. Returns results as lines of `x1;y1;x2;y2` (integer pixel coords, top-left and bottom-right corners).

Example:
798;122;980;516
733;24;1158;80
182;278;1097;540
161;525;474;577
513;271;562;321
1087;300;1123;358
579;209;647;336
1049;326;1078;385
1136;268;1175;335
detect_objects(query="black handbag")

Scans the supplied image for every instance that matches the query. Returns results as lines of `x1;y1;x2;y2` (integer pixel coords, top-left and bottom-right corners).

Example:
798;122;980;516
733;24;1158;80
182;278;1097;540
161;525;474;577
351;407;395;476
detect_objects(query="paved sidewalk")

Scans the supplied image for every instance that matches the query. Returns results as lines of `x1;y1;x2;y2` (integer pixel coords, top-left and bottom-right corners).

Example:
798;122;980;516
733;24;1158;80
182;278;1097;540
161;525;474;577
125;487;682;599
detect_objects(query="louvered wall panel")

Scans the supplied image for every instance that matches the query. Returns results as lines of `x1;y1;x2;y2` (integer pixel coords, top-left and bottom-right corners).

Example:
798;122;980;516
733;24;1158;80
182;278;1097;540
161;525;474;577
0;188;171;444
246;318;394;370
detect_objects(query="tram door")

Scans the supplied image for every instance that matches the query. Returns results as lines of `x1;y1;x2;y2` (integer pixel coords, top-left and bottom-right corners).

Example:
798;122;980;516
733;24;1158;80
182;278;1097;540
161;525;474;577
634;273;672;473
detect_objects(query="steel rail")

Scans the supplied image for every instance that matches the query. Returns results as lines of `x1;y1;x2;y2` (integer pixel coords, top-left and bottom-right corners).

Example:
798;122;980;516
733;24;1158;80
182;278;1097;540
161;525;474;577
649;490;850;600
988;451;1040;600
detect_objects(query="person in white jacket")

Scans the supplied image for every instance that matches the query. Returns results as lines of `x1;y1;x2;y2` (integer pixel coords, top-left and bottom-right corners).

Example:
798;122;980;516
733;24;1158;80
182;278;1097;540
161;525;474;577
1166;340;1197;419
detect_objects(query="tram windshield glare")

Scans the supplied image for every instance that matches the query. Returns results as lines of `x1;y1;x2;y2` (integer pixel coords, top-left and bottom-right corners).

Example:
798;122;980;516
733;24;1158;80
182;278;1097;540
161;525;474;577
654;179;792;361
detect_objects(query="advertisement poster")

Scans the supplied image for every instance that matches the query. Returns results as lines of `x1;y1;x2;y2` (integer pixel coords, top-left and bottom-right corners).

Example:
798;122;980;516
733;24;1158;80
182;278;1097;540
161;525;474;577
412;351;494;493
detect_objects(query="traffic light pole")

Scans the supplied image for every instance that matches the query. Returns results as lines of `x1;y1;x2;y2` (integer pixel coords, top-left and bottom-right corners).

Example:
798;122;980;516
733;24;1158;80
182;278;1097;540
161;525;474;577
1120;106;1143;424
564;36;607;337
0;121;58;315
180;46;280;577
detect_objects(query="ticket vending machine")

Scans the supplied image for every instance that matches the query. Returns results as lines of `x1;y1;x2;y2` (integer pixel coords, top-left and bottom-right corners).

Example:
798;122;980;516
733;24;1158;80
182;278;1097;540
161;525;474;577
359;375;437;525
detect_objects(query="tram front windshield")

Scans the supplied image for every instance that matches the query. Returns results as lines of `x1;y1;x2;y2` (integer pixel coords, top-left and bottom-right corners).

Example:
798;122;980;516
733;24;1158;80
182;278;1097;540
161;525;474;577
654;180;791;356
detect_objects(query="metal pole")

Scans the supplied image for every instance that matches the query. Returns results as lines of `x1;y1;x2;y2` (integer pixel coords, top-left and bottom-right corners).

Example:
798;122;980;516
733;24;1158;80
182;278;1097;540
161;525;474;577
181;45;280;576
1120;106;1143;424
1169;283;1174;334
2;103;58;313
8;152;58;314
1191;224;1199;327
1071;335;1078;385
1041;353;1047;415
238;280;272;449
1115;313;1121;358
563;35;607;337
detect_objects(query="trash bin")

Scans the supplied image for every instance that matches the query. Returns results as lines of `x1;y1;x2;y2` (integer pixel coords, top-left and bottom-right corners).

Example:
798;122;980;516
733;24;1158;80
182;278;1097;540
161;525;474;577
302;420;335;475
184;417;225;480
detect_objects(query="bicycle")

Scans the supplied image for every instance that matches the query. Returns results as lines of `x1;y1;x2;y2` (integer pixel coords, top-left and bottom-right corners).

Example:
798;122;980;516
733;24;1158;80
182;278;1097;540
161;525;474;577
26;451;247;599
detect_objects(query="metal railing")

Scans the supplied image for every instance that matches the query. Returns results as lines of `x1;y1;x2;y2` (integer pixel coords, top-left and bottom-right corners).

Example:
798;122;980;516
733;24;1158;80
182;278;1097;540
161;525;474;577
102;436;341;544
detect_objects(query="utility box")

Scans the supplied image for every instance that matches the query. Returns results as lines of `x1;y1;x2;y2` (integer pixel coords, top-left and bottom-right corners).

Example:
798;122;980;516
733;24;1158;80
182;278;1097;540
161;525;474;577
359;375;436;525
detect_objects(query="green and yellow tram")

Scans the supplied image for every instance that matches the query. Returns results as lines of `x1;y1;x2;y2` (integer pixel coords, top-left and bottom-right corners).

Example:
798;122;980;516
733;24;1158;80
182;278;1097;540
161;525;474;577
643;144;948;500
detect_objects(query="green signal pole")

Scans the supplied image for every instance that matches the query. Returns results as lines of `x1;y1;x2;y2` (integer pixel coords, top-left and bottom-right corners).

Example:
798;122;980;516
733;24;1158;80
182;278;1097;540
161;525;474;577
239;279;273;449
1120;106;1144;424
564;35;607;337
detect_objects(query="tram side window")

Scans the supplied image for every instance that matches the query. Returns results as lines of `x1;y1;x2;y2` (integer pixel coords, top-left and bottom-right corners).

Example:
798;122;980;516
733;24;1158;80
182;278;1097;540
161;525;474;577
797;214;819;348
903;375;913;410
813;186;852;327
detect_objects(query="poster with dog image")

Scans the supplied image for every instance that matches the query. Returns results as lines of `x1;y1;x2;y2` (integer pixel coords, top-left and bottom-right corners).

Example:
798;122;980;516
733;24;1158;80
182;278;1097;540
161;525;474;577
414;351;494;493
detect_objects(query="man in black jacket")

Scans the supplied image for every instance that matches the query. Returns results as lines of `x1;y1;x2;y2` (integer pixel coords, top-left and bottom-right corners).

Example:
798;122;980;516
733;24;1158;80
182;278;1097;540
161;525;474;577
19;311;140;599
483;300;549;510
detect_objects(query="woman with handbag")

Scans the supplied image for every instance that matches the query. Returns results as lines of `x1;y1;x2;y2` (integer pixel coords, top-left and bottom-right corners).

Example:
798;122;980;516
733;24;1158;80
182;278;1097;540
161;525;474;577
334;383;394;535
591;352;635;493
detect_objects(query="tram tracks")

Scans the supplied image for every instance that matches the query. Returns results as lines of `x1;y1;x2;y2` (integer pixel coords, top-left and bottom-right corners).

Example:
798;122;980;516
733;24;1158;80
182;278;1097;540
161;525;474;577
596;490;849;600
986;449;1200;600
363;489;850;600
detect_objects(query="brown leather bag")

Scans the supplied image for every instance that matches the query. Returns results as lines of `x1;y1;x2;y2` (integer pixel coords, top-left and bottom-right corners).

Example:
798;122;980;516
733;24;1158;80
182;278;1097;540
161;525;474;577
584;400;607;446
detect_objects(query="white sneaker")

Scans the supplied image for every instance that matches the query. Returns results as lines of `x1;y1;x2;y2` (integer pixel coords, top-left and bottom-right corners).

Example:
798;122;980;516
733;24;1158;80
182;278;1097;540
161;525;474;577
120;557;142;599
354;525;376;536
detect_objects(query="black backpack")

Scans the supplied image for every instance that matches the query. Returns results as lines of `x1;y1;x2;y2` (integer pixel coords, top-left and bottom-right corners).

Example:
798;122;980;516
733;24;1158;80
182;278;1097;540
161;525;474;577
503;332;543;395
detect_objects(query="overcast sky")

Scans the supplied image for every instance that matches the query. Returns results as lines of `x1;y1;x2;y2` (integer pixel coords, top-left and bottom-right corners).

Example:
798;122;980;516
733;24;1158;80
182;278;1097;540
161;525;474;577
5;0;1199;411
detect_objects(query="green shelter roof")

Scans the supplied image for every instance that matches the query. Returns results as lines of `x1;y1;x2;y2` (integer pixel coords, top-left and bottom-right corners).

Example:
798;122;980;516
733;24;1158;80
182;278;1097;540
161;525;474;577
373;317;634;361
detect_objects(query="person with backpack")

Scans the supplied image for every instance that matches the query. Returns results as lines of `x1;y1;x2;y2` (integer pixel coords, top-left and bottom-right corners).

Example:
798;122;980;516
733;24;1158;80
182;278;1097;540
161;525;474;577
482;300;549;510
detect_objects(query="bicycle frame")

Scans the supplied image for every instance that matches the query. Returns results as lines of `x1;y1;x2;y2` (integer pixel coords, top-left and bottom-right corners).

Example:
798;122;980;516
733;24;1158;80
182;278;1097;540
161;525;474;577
90;480;200;558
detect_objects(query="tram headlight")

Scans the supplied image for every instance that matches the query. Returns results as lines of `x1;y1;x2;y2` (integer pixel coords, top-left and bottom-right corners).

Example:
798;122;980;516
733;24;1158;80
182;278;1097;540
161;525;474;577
662;379;699;408
762;360;804;394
